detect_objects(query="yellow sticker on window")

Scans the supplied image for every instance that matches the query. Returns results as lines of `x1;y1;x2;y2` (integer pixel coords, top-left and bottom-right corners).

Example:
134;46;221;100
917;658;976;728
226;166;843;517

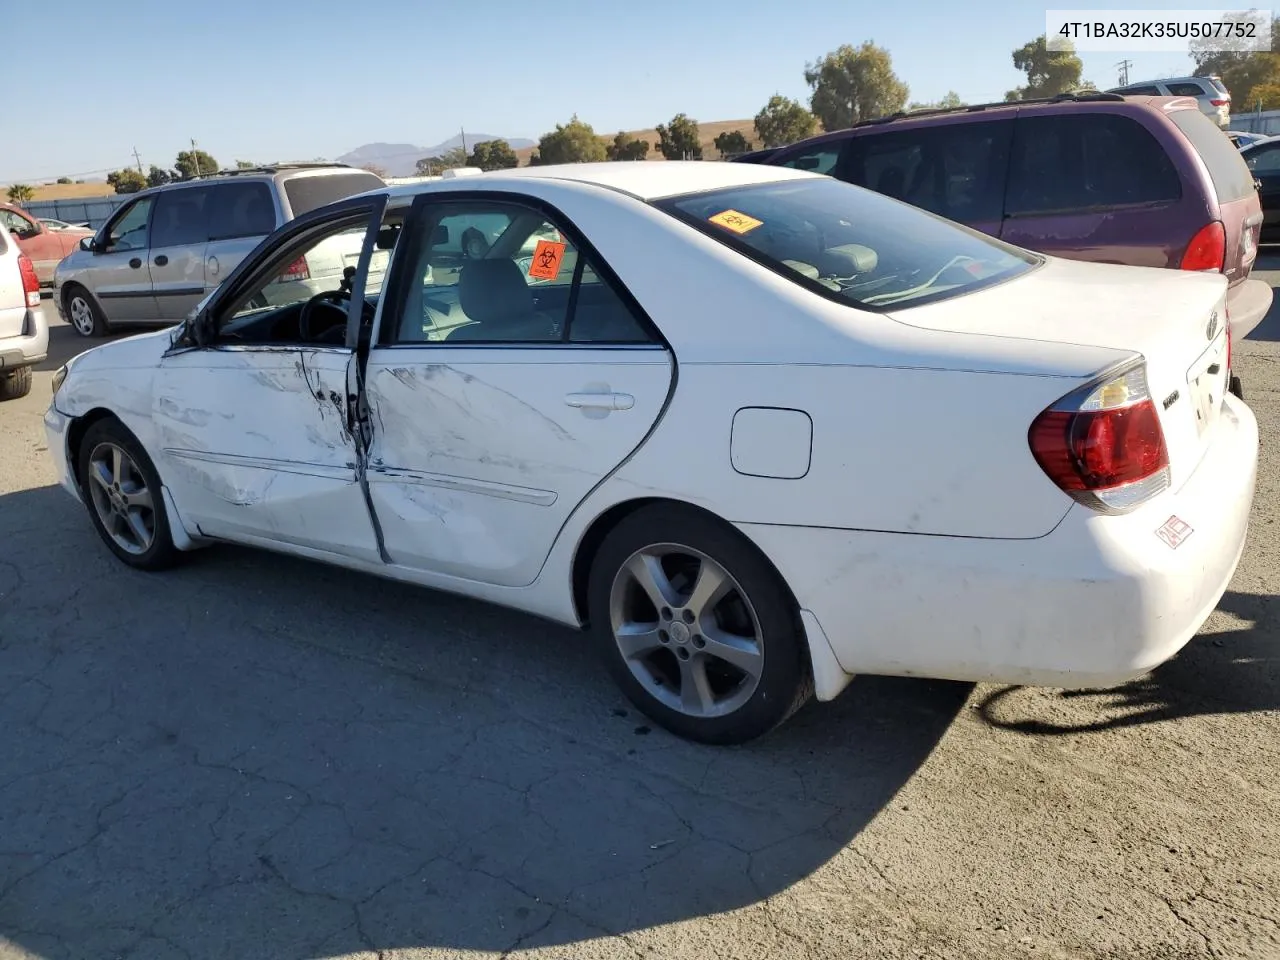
708;209;764;234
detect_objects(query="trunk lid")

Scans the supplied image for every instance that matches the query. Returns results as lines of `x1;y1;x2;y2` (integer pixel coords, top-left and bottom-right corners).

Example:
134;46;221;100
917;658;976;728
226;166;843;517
889;256;1231;491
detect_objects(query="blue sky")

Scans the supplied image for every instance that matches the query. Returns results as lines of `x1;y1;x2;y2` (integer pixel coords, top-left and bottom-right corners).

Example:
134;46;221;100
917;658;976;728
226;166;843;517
5;0;1214;184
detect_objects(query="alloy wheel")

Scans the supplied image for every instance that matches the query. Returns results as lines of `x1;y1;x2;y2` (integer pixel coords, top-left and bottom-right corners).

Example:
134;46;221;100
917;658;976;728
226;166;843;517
608;543;764;719
69;296;95;336
86;441;155;555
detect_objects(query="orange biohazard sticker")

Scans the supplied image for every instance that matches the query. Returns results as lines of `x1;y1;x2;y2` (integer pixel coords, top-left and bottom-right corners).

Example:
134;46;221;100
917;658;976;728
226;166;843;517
708;209;764;234
528;240;567;280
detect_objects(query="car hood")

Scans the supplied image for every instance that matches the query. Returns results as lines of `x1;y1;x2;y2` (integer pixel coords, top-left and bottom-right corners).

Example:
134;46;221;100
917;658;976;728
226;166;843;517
66;326;178;374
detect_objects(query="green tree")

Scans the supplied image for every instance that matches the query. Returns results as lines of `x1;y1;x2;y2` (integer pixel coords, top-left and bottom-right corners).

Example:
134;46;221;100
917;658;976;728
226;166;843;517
146;165;172;188
55;176;72;185
1191;16;1280;108
1247;79;1280;109
713;130;754;156
656;114;702;160
805;42;909;130
236;159;256;169
173;149;219;180
467;139;519;171
530;116;608;165
5;184;34;205
908;90;965;111
106;169;147;194
416;145;468;176
753;95;818;148
361;163;390;178
606;131;650;161
1005;35;1083;101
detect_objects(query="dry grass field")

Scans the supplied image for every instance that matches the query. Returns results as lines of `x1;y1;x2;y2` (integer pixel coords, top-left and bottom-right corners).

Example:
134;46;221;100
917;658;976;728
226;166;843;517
513;118;758;163
25;181;115;201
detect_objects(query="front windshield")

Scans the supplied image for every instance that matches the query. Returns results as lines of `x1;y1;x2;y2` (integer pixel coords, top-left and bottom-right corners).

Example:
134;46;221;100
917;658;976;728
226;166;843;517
656;177;1038;310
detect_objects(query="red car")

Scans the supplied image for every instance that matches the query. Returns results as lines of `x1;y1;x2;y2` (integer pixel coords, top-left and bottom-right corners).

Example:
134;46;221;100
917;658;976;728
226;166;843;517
0;203;94;286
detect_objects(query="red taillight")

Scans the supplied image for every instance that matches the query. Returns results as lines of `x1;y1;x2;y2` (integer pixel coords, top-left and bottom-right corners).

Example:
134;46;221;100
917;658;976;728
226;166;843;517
1028;364;1171;514
280;255;310;282
1180;221;1225;272
1210;98;1229;107
17;254;39;308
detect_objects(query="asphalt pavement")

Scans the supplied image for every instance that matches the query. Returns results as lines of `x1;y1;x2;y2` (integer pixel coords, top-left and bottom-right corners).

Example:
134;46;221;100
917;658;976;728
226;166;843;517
0;280;1277;960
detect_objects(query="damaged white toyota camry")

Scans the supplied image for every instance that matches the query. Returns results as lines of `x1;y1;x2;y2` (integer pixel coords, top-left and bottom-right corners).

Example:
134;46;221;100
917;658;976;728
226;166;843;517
45;161;1258;744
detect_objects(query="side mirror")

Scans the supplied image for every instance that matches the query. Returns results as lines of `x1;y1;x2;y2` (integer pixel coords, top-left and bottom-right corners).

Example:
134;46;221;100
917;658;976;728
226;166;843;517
190;309;214;347
80;236;96;252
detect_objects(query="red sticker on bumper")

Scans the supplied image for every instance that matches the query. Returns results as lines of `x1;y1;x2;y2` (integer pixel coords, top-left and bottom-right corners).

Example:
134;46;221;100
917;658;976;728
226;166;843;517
1156;515;1194;549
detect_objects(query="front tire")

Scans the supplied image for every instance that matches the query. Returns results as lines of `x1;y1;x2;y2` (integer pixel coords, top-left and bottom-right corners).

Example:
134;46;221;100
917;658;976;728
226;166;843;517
76;418;179;570
0;366;32;401
65;285;108;338
587;504;813;745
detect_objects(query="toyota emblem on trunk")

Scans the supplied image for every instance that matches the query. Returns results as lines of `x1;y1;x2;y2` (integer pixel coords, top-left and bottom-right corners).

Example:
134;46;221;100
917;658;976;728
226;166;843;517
1206;311;1220;340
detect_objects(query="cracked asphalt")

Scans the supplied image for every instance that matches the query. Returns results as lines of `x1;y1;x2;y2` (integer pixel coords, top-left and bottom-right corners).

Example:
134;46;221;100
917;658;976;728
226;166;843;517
1;280;1278;960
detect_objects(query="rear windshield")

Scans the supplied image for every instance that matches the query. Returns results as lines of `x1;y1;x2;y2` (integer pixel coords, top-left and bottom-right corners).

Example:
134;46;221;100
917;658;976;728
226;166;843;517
655;178;1038;311
1170;108;1255;202
282;172;385;217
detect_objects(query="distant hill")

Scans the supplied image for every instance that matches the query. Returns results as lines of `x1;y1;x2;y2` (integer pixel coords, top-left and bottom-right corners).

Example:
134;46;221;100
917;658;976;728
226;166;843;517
339;134;536;176
513;119;758;164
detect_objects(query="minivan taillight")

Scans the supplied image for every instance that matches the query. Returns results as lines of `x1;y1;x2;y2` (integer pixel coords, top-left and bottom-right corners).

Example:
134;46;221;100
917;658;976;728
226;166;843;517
16;254;39;308
280;255;310;282
1028;363;1171;514
1210;98;1229;107
1180;221;1225;272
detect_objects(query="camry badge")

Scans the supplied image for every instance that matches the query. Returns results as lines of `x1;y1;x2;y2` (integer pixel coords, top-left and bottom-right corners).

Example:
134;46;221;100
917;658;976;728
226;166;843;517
1206;311;1220;340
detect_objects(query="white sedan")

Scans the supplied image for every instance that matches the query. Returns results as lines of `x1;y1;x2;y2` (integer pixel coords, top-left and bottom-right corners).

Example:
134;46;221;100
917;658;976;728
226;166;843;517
44;161;1259;744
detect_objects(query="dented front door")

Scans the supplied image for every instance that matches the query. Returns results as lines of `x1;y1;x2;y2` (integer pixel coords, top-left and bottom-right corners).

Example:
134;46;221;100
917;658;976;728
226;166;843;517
152;344;382;562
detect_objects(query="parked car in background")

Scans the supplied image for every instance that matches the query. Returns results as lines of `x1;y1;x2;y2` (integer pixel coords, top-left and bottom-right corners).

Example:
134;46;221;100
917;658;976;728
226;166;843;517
52;162;387;338
1108;75;1231;128
1;203;94;286
1228;130;1272;150
0;227;48;400
39;218;92;231
1238;138;1280;242
45;162;1257;744
753;92;1270;343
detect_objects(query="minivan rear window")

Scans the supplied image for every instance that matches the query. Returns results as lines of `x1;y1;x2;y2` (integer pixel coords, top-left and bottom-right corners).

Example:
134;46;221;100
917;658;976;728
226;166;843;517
656;178;1038;311
1169;108;1255;202
283;172;385;217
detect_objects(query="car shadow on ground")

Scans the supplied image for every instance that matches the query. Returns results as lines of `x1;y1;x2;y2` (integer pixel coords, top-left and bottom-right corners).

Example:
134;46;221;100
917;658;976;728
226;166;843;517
976;590;1278;735
32;315;141;372
0;484;972;960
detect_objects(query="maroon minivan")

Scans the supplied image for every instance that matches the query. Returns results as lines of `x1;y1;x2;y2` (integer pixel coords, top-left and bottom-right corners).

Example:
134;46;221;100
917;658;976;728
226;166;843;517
753;93;1271;344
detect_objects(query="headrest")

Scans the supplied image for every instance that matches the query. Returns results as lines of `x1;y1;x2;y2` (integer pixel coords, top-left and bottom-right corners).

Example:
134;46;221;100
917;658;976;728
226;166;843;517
458;259;534;325
820;243;879;276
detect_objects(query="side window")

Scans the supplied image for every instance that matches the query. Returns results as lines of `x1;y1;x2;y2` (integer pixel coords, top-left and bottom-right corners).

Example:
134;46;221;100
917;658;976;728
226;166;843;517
389;200;652;346
104;197;154;252
775;143;843;175
1245;145;1280;174
0;209;33;235
1006;114;1182;216
1120;84;1162;96
150;187;212;249
208;182;277;241
1166;82;1206;97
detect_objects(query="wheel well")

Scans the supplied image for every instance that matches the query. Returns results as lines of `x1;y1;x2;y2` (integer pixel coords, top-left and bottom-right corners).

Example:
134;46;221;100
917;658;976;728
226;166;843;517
569;497;803;632
66;408;120;491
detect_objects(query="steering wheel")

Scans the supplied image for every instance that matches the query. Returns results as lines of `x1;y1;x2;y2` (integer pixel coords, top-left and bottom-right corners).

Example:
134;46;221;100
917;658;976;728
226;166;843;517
298;291;350;343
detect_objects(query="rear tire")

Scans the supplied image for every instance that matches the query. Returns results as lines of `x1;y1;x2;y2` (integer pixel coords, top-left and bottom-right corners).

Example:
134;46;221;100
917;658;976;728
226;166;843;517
65;285;108;338
0;366;32;401
76;418;179;571
587;504;813;745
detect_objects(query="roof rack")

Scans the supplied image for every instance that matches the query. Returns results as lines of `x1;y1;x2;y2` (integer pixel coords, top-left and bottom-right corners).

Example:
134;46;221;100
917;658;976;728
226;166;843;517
852;90;1126;128
207;161;354;177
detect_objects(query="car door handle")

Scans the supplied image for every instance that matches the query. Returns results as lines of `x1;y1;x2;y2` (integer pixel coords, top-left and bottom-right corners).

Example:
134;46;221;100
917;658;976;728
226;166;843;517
154;254;168;266
129;257;142;269
564;392;634;411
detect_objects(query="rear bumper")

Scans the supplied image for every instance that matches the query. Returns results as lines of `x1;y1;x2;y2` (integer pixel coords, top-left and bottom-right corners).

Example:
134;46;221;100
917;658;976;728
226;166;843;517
739;395;1258;689
1225;277;1271;342
0;305;49;369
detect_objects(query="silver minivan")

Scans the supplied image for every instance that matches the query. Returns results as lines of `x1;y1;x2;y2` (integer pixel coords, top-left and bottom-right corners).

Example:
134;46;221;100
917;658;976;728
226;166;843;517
1108;75;1231;129
54;163;385;338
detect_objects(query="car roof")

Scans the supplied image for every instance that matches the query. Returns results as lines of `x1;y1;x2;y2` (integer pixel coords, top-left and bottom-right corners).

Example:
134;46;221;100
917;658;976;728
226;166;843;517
380;161;819;202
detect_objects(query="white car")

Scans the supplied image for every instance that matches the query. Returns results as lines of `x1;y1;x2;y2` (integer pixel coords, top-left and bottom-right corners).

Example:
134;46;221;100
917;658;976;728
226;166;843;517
43;162;1258;744
0;228;49;401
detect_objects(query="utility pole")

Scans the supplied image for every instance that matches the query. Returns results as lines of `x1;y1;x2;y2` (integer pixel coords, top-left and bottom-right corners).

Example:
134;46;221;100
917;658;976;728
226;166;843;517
132;147;143;174
1116;59;1133;86
191;138;202;177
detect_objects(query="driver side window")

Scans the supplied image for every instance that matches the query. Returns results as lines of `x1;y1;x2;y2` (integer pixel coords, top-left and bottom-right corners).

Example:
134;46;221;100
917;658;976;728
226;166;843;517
1;209;35;237
105;198;153;252
217;214;392;346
